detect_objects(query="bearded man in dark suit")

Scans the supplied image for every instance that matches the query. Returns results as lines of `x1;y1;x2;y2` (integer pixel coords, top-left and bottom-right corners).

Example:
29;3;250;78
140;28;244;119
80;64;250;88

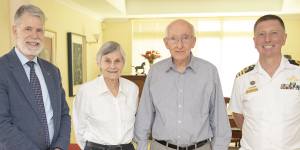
0;4;70;150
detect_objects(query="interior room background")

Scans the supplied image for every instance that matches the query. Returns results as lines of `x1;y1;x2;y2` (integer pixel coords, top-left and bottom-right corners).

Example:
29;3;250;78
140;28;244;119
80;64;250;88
1;0;300;144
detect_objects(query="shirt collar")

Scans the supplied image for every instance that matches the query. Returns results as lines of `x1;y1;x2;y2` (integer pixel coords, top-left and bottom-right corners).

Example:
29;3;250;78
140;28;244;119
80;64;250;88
14;47;38;66
256;56;291;74
118;78;126;94
165;53;196;73
96;75;125;95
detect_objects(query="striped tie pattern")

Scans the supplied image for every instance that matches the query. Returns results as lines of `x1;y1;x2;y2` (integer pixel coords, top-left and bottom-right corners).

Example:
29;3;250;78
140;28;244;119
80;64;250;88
27;61;50;146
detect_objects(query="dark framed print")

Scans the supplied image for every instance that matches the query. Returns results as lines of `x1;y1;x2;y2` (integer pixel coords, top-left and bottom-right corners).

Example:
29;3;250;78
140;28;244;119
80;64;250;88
67;32;87;97
39;30;56;63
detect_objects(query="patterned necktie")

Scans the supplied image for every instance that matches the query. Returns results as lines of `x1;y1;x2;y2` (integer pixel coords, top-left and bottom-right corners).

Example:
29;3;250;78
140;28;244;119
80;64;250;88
26;61;50;146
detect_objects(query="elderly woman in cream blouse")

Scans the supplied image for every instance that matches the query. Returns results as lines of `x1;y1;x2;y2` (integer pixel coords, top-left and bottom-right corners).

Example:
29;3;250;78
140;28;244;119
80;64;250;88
73;41;139;150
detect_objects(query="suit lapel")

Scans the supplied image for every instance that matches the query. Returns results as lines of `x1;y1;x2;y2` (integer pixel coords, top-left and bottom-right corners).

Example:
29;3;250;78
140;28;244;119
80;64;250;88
7;50;41;118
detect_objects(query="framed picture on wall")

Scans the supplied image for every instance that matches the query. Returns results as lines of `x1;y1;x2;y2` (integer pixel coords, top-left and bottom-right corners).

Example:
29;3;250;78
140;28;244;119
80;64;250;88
67;32;87;97
39;30;56;64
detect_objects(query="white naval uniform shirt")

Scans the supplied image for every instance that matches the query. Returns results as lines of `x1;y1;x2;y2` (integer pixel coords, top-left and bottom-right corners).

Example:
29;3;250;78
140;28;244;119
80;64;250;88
229;57;300;150
72;76;139;149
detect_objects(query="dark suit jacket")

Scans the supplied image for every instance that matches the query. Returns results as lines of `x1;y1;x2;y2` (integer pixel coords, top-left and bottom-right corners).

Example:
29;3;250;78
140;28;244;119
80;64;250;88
0;49;71;150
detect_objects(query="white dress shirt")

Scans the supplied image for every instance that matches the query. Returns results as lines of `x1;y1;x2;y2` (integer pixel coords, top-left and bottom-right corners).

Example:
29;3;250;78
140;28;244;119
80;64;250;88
73;76;139;149
14;48;54;143
229;57;300;150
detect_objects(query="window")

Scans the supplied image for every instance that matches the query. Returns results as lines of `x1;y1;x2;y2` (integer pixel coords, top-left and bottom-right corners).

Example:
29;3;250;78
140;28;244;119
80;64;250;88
132;18;258;96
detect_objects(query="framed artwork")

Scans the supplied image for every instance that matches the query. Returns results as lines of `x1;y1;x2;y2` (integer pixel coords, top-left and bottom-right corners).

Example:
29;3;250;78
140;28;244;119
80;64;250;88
67;32;87;97
39;30;56;63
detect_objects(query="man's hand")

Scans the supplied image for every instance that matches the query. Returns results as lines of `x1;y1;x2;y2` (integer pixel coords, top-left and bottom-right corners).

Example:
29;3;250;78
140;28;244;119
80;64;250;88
232;112;244;129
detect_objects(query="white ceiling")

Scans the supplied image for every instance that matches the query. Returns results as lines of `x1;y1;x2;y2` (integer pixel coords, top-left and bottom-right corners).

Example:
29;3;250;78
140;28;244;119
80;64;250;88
57;0;300;20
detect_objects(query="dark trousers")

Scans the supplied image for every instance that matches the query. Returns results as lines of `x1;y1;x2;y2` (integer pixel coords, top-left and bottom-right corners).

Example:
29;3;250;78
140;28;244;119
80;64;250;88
84;141;135;150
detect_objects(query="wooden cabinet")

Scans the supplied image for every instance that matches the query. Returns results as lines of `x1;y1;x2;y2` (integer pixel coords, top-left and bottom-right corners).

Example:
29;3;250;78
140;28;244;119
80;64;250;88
122;75;146;99
225;97;242;147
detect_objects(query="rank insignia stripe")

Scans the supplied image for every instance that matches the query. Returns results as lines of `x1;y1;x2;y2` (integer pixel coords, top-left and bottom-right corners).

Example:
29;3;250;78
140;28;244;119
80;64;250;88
246;86;258;94
287;76;299;82
236;64;255;78
288;59;300;66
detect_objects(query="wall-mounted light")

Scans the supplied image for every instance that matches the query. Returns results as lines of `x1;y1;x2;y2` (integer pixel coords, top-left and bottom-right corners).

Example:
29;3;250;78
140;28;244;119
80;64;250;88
86;33;99;44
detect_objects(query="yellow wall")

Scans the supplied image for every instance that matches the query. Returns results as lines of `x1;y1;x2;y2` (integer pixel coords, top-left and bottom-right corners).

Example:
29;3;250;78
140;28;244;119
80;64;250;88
30;0;101;81
30;0;101;143
102;19;133;74
282;15;300;60
0;0;12;55
31;0;101;143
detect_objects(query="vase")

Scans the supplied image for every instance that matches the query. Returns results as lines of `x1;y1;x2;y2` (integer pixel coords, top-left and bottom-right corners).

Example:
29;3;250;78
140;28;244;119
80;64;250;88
148;61;153;67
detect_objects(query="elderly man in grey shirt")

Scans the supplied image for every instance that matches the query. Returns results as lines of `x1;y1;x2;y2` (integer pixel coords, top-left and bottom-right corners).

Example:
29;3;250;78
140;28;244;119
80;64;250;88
134;19;232;150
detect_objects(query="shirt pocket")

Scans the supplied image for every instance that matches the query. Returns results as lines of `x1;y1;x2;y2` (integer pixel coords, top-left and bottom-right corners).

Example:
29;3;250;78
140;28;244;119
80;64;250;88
117;96;136;121
280;90;300;116
120;104;136;122
242;91;265;118
89;99;115;122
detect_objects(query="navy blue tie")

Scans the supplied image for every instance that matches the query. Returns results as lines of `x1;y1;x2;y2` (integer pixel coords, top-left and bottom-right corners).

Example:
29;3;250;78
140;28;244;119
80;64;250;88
27;61;50;146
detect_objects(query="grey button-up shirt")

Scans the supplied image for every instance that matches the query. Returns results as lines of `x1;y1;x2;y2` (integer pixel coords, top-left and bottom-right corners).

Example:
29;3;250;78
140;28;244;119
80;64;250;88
134;55;231;150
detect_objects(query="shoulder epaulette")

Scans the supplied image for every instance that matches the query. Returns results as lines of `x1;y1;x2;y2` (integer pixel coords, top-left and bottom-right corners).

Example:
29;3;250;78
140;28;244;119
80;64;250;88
236;64;255;78
288;59;299;66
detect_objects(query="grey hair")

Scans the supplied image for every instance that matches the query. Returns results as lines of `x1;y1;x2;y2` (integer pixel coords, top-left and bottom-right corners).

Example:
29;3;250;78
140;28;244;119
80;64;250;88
165;19;195;37
96;41;126;63
14;4;45;25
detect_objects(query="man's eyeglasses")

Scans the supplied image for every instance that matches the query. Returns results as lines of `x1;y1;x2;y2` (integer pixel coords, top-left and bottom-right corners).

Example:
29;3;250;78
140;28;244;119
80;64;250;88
166;35;194;45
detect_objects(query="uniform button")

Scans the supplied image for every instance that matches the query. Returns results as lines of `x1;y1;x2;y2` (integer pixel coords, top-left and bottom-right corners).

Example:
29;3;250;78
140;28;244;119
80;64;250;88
178;105;182;108
178;120;182;124
179;89;183;93
177;135;181;138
